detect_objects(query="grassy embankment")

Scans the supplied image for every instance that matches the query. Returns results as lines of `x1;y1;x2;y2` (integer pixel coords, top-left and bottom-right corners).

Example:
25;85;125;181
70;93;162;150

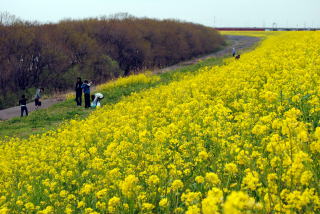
0;32;266;139
0;57;224;139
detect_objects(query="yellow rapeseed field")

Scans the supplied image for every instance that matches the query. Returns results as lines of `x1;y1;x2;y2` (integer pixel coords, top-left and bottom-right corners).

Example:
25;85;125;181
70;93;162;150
220;31;278;37
1;31;320;213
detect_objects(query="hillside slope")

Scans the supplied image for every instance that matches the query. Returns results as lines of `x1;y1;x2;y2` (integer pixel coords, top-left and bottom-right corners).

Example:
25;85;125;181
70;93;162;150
1;32;319;213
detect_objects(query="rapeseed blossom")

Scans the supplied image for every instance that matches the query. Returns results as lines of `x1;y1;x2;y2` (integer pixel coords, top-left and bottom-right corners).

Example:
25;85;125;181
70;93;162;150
0;32;320;213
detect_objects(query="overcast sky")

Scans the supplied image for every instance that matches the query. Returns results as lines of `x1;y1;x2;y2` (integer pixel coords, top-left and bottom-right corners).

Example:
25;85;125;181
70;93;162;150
1;0;319;28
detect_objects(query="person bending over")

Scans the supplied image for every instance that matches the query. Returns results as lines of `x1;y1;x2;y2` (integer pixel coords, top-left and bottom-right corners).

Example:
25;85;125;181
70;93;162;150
91;93;104;108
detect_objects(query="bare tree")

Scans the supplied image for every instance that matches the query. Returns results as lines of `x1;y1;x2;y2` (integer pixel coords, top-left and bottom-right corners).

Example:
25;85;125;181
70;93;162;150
0;11;21;26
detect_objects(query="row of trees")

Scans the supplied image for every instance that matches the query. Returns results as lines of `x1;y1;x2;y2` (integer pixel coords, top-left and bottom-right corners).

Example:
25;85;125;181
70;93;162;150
0;13;225;109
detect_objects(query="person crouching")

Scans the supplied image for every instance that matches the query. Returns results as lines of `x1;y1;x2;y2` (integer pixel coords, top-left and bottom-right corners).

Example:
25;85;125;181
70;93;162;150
91;93;104;108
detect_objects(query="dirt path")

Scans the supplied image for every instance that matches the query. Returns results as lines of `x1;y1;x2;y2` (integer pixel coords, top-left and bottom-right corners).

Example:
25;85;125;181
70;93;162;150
0;35;260;121
155;35;261;73
0;97;64;120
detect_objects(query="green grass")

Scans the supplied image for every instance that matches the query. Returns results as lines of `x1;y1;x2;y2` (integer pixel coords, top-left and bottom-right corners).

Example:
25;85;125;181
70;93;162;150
0;57;225;139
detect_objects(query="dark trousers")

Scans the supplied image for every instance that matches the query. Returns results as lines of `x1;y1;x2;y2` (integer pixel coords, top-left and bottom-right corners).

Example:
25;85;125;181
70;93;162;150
84;93;90;108
21;106;28;117
76;92;82;106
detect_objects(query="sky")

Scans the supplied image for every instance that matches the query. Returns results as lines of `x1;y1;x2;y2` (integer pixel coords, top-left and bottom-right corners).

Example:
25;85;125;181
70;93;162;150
1;0;319;28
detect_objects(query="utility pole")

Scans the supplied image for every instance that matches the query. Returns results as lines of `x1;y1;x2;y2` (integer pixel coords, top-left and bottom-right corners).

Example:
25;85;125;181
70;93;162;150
304;21;307;30
272;22;277;31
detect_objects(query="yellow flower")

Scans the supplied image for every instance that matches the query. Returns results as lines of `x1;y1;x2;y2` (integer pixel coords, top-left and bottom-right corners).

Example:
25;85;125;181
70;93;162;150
242;170;261;191
202;198;219;214
205;172;220;186
186;205;200;214
15;200;23;206
202;187;223;214
284;189;317;210
181;192;202;206
159;198;169;208
84;208;99;214
64;207;73;214
38;206;54;214
223;191;256;214
147;175;160;186
141;203;155;213
198;151;209;161
171;180;184;192
77;201;86;208
108;196;120;213
123;203;129;210
96;201;106;211
300;171;313;186
0;196;6;203
80;184;94;195
24;202;35;211
195;176;205;184
174;207;184;214
0;208;10;214
59;190;68;198
224;163;238;175
95;188;108;199
120;175;139;197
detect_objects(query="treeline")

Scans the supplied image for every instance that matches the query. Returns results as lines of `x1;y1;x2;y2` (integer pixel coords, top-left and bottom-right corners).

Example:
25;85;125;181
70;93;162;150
0;13;225;109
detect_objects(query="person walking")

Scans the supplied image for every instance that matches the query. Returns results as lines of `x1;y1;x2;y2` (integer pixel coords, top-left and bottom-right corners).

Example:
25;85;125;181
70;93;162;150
75;77;83;106
34;88;44;109
232;47;236;57
19;95;28;117
81;80;92;108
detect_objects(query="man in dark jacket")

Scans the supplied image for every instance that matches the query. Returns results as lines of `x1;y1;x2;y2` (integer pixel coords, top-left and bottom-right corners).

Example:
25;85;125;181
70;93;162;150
75;77;83;106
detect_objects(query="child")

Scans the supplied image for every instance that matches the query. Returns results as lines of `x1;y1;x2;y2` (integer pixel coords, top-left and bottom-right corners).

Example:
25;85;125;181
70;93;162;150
81;80;93;108
91;93;104;108
19;95;28;117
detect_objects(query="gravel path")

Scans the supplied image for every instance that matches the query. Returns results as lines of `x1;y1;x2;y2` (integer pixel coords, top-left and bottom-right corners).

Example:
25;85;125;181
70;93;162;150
0;35;260;121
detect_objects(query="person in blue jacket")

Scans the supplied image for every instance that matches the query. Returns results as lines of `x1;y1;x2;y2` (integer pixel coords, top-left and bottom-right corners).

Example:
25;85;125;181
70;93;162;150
81;80;93;108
